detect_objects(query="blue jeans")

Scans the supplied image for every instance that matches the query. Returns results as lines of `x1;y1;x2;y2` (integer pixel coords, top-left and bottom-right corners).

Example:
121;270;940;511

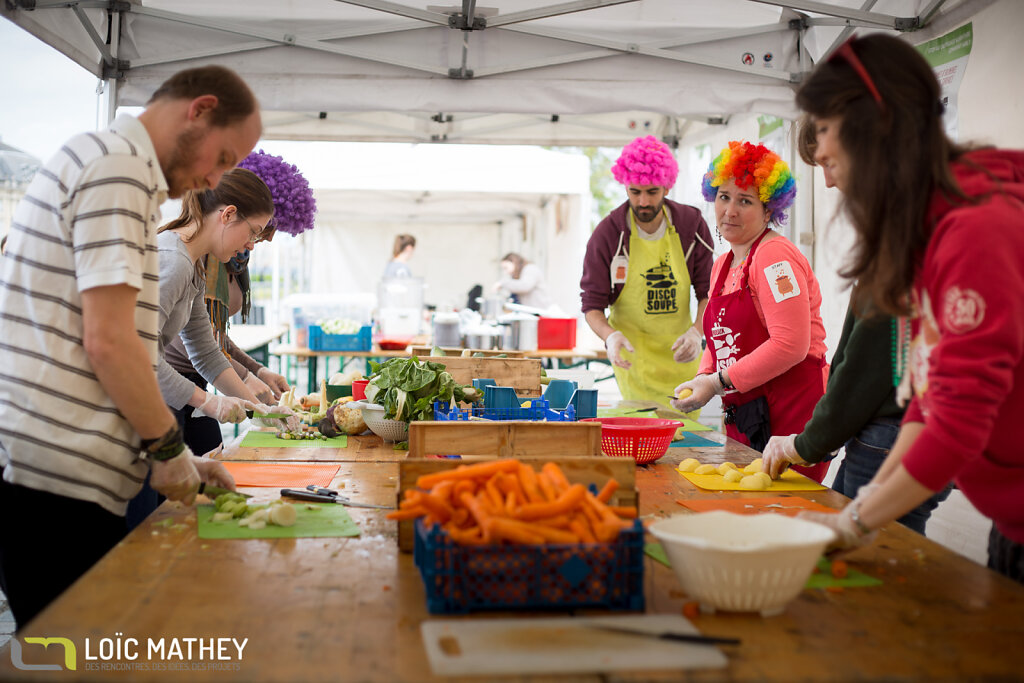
832;417;952;535
988;525;1024;586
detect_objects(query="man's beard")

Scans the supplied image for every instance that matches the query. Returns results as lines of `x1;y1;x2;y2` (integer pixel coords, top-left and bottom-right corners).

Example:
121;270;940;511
162;126;207;198
633;202;663;222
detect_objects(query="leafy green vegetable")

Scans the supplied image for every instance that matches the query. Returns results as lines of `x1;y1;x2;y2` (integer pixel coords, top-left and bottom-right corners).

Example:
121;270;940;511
430;345;446;357
365;357;477;421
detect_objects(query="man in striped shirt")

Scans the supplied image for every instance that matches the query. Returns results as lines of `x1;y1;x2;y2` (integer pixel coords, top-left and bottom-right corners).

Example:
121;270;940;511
0;65;263;628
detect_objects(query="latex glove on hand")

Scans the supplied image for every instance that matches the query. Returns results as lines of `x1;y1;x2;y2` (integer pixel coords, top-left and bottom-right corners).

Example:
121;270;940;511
193;455;236;491
605;330;635;369
243;372;274;404
671;326;703;363
799;504;879;557
763;434;807;479
149;447;201;504
670;374;719;413
194;393;255;424
256;367;289;398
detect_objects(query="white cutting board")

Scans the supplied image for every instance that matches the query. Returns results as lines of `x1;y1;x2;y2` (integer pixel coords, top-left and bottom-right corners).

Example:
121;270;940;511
420;615;729;676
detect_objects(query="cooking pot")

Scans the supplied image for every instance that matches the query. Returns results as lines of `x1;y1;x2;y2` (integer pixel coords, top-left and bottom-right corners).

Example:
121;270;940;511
498;314;538;351
464;328;502;350
431;312;462;348
476;296;507;320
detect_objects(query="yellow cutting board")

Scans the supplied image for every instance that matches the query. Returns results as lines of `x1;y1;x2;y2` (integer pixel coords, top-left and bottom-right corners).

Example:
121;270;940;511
678;468;826;491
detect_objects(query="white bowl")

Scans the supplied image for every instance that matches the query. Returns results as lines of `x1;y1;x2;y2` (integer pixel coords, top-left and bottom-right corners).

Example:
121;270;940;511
349;400;410;442
649;511;836;617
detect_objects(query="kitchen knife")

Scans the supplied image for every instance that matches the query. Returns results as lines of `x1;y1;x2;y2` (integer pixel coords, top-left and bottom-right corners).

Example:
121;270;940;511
584;623;740;646
280;488;393;509
245;410;293;419
198;483;252;499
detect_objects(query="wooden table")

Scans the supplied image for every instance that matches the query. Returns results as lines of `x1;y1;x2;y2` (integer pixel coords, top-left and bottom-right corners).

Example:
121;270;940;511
3;427;1023;681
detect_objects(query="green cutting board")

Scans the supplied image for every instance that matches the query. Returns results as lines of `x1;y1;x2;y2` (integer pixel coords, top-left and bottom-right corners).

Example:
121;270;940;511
197;503;360;539
240;430;347;449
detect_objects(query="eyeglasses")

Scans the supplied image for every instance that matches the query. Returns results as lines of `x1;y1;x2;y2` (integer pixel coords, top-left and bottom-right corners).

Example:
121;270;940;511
240;216;274;244
828;38;884;110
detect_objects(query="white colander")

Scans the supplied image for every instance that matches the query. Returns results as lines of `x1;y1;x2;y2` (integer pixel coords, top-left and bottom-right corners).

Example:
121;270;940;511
649;511;836;617
350;401;409;442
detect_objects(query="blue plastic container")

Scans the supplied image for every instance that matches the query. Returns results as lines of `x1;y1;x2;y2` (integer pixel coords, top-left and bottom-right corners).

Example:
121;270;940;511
414;518;645;614
433;399;575;422
570;388;599;419
472;378;497;392
307;324;372;351
542;379;578;411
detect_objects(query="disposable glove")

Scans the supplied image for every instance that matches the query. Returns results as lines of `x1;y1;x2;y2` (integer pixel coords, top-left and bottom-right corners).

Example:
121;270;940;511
193;393;255;424
671;326;703;363
799;484;881;555
670;374;720;413
193;455;236;491
763;434;807;478
149;447;201;504
256;367;289;398
243;372;274;404
605;330;635;369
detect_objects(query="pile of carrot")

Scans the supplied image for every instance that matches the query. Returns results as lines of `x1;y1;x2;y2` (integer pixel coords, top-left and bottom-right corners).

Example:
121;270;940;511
387;459;637;546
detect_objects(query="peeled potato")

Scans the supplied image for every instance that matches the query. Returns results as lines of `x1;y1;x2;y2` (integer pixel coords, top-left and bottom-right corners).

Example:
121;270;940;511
754;472;773;487
676;388;694;399
743;458;764;474
693;464;718;475
739;474;768;490
678;458;701;473
268;503;298;527
723;469;744;483
716;462;737;475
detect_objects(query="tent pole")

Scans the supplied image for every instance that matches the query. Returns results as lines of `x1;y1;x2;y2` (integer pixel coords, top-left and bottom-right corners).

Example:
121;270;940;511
98;9;121;127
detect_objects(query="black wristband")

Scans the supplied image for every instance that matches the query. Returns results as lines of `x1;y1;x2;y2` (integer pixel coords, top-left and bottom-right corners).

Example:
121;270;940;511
140;423;185;462
718;369;732;390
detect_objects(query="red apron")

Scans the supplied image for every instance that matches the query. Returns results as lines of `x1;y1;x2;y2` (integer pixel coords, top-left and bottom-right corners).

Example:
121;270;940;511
703;230;829;483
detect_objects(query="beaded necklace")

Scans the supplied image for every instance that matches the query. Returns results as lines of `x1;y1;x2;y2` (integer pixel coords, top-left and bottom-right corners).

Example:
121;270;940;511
890;316;910;387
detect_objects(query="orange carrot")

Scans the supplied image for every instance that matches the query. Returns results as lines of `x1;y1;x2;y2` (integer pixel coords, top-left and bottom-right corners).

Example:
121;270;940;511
418;491;453;523
460;491;493;542
450;508;470;527
416;459;521;489
446;524;487;545
569;513;597;543
488;517;547;545
596;478;619;504
541;462;572;493
485;476;505;511
452;479;477;502
517;462;546;503
537;470;558;502
432;480;455;506
584;491;623;542
516;483;587;521
609;505;637;519
385;507;427;521
505;491;517;516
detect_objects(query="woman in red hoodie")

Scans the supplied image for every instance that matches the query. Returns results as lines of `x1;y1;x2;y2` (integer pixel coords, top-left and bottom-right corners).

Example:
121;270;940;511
795;33;1024;583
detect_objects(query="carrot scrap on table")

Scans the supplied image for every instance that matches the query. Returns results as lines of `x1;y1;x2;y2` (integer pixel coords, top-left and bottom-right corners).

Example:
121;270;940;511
388;459;636;546
682;601;700;619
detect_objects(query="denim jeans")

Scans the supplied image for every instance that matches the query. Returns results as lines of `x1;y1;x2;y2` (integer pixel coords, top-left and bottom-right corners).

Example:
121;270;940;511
988;525;1024;586
832;417;952;535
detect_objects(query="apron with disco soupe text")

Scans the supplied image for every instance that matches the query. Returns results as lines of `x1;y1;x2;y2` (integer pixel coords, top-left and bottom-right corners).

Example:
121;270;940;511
704;230;829;483
608;207;701;410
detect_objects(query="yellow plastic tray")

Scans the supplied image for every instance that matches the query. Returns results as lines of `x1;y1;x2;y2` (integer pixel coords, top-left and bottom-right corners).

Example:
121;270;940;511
677;468;826;492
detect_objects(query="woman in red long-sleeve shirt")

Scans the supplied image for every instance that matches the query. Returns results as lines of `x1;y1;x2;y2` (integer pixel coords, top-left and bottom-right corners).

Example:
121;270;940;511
794;33;1024;584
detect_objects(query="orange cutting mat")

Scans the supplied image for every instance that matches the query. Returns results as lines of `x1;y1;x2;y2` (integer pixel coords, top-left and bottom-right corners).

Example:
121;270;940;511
221;462;340;488
678;468;827;491
677;496;837;516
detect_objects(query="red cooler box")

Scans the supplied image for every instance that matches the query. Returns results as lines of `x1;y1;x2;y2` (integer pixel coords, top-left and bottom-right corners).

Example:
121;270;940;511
537;317;577;350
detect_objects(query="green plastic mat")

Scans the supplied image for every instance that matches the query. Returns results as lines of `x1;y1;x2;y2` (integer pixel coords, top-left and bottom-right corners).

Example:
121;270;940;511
197;503;360;539
240;430;347;449
596;408;712;433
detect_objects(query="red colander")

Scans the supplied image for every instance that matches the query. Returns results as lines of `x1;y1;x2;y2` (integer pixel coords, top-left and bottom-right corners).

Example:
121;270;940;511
581;417;682;464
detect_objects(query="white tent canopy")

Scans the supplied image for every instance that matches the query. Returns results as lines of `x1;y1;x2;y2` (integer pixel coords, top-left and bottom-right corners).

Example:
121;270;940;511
1;0;989;146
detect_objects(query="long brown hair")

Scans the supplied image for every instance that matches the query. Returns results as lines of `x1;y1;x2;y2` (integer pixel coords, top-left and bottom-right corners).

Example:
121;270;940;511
796;34;974;317
392;234;416;257
501;252;526;279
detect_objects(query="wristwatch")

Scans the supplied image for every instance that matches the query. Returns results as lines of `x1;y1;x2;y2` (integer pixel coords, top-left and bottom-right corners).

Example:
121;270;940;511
140;423;185;462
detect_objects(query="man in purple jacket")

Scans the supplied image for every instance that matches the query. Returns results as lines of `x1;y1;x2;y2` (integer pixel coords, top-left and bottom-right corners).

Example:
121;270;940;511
580;136;714;407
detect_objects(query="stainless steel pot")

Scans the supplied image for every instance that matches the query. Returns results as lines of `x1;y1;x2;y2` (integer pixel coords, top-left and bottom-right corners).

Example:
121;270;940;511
431;313;462;348
476;296;507;320
463;330;502;350
498;314;538;351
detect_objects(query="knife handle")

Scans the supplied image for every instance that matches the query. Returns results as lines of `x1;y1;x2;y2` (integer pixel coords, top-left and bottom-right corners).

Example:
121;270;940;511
662;632;741;646
281;489;335;504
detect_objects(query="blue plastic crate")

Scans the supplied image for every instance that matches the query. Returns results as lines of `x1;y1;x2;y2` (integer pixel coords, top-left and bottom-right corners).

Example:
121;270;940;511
433;399;576;422
307;324;372;351
413;518;645;614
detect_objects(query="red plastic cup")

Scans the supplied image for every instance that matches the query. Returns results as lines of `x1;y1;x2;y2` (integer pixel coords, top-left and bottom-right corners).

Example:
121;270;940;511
352;379;369;401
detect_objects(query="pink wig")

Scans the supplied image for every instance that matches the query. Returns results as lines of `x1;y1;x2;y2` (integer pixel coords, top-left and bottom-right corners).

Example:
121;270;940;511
611;136;678;189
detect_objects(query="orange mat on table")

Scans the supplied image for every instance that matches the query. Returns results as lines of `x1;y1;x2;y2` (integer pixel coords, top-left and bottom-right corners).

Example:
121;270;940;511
677;496;836;517
220;462;340;488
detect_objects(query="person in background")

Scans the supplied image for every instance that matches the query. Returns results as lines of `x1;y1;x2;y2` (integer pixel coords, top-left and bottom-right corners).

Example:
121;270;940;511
383;233;416;278
0;65;255;628
494;252;554;310
164;149;317;455
762;116;950;533
672;141;830;482
581;136;714;407
792;34;1024;584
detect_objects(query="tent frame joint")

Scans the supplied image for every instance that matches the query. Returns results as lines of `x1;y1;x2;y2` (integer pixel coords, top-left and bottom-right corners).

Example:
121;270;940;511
447;13;486;31
894;16;921;31
447;67;475;79
102;58;129;80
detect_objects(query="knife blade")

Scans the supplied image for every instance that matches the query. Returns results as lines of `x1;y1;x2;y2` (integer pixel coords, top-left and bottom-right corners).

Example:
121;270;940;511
585;623;740;646
245;410;293;419
198;482;252;499
280;488;393;509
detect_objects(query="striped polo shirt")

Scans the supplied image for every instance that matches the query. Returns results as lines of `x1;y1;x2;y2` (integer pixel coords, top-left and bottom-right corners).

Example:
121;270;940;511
0;114;168;516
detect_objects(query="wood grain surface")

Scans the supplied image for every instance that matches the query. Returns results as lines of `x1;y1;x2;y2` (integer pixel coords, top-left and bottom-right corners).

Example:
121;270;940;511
2;429;1022;681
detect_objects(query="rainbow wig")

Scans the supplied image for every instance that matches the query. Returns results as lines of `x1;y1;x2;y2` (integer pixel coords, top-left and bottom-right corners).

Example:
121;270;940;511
700;141;796;224
611;136;678;189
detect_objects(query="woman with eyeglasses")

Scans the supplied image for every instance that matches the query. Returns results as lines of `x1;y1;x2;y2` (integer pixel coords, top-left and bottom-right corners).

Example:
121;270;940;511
671;141;831;483
793;33;1024;583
